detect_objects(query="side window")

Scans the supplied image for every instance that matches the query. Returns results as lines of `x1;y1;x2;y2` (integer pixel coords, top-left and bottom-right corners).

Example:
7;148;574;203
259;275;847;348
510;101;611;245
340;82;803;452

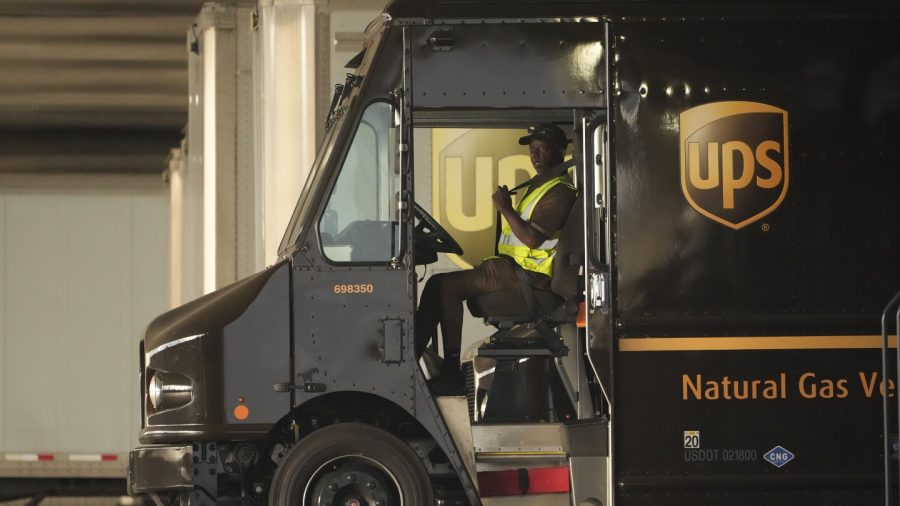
319;101;399;262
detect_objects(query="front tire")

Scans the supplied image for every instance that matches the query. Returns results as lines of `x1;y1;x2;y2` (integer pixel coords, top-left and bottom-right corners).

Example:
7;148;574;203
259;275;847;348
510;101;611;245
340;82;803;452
268;423;434;506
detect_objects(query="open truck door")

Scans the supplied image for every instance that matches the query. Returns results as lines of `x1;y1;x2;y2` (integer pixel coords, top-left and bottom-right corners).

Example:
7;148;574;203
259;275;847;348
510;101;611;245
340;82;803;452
407;18;612;503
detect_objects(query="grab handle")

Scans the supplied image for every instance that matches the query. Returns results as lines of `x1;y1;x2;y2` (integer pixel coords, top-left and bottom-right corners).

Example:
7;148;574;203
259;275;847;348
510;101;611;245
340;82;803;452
881;289;900;506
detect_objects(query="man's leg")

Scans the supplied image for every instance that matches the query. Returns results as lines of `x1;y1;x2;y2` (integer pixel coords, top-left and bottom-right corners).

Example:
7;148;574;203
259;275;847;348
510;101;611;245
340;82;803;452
415;260;529;393
418;271;470;358
415;273;444;356
415;269;486;394
433;271;470;378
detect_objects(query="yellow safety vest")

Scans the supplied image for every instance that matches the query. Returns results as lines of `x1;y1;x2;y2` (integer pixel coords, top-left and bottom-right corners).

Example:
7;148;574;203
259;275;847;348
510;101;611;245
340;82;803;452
497;175;575;277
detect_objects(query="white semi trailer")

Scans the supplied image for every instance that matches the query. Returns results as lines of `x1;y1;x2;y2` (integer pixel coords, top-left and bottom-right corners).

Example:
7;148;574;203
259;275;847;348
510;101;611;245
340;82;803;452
0;174;169;504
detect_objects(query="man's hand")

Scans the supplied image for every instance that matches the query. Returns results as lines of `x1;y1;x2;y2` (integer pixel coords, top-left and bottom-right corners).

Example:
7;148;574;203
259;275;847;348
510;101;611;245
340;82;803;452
492;185;548;249
492;185;513;212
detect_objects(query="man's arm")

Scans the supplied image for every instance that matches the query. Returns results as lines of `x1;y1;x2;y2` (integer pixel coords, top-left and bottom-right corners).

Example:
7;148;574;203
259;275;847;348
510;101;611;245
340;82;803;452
492;186;548;249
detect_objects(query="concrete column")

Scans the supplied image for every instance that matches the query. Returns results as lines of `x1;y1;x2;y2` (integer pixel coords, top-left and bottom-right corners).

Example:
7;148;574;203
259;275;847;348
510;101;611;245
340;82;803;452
256;0;329;265
189;4;237;295
166;146;185;308
187;3;257;296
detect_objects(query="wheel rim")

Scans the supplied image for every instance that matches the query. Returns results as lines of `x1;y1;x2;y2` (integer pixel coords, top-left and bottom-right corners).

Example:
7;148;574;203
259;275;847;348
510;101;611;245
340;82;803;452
302;455;403;506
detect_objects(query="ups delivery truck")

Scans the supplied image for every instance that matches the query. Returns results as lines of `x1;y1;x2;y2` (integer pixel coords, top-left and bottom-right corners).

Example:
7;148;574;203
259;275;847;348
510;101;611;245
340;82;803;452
128;0;900;504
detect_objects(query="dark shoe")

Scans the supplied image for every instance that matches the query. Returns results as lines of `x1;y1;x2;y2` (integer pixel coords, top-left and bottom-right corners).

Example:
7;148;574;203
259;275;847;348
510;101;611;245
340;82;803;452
428;367;466;396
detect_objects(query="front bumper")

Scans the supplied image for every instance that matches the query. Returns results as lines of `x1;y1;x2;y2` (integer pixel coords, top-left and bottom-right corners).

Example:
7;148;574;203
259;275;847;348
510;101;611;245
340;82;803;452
128;445;194;495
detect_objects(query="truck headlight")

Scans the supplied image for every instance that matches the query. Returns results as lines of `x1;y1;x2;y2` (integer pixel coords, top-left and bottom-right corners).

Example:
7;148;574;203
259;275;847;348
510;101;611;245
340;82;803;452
148;371;193;411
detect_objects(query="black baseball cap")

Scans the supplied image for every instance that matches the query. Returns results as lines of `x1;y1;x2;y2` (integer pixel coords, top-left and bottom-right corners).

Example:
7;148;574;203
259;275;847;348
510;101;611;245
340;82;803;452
518;123;569;148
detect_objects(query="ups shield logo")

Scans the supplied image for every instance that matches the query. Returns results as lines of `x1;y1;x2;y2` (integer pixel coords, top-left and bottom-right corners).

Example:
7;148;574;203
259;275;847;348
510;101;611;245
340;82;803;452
680;101;789;229
432;129;535;268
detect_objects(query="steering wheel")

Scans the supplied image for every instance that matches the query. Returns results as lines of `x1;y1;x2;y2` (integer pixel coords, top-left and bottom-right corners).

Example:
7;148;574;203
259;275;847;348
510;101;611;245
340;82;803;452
413;202;463;255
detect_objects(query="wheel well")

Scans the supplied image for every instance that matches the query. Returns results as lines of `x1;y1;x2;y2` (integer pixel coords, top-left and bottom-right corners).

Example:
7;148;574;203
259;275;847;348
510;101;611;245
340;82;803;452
290;392;428;438
265;392;450;469
254;392;465;500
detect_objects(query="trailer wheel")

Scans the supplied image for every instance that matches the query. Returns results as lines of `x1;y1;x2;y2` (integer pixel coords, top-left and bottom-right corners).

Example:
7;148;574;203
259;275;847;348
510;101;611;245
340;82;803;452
268;423;434;506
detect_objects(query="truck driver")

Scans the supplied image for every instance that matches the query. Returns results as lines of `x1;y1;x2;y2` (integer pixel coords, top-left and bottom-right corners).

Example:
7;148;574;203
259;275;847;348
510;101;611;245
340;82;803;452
416;124;577;395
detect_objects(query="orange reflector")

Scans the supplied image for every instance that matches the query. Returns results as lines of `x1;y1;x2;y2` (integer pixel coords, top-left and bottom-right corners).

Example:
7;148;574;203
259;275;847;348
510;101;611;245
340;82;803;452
234;404;249;421
576;302;586;328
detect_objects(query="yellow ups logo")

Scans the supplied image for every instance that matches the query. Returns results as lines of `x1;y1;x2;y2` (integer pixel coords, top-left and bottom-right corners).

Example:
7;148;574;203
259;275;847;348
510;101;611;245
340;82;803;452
680;101;789;229
432;129;535;268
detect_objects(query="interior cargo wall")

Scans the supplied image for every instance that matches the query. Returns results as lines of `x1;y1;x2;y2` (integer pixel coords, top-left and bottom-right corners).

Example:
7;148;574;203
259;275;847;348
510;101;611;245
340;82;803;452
0;176;168;462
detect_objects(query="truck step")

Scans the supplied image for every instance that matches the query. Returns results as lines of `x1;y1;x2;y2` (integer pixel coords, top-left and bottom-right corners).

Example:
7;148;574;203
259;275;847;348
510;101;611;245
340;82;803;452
471;423;566;463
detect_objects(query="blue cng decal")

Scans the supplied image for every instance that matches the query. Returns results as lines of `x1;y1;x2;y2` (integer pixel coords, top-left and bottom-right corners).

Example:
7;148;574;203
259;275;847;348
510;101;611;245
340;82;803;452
764;446;795;468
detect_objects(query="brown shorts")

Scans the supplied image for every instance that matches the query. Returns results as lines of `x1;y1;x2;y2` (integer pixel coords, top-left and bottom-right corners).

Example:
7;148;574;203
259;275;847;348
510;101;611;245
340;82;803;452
460;257;552;296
